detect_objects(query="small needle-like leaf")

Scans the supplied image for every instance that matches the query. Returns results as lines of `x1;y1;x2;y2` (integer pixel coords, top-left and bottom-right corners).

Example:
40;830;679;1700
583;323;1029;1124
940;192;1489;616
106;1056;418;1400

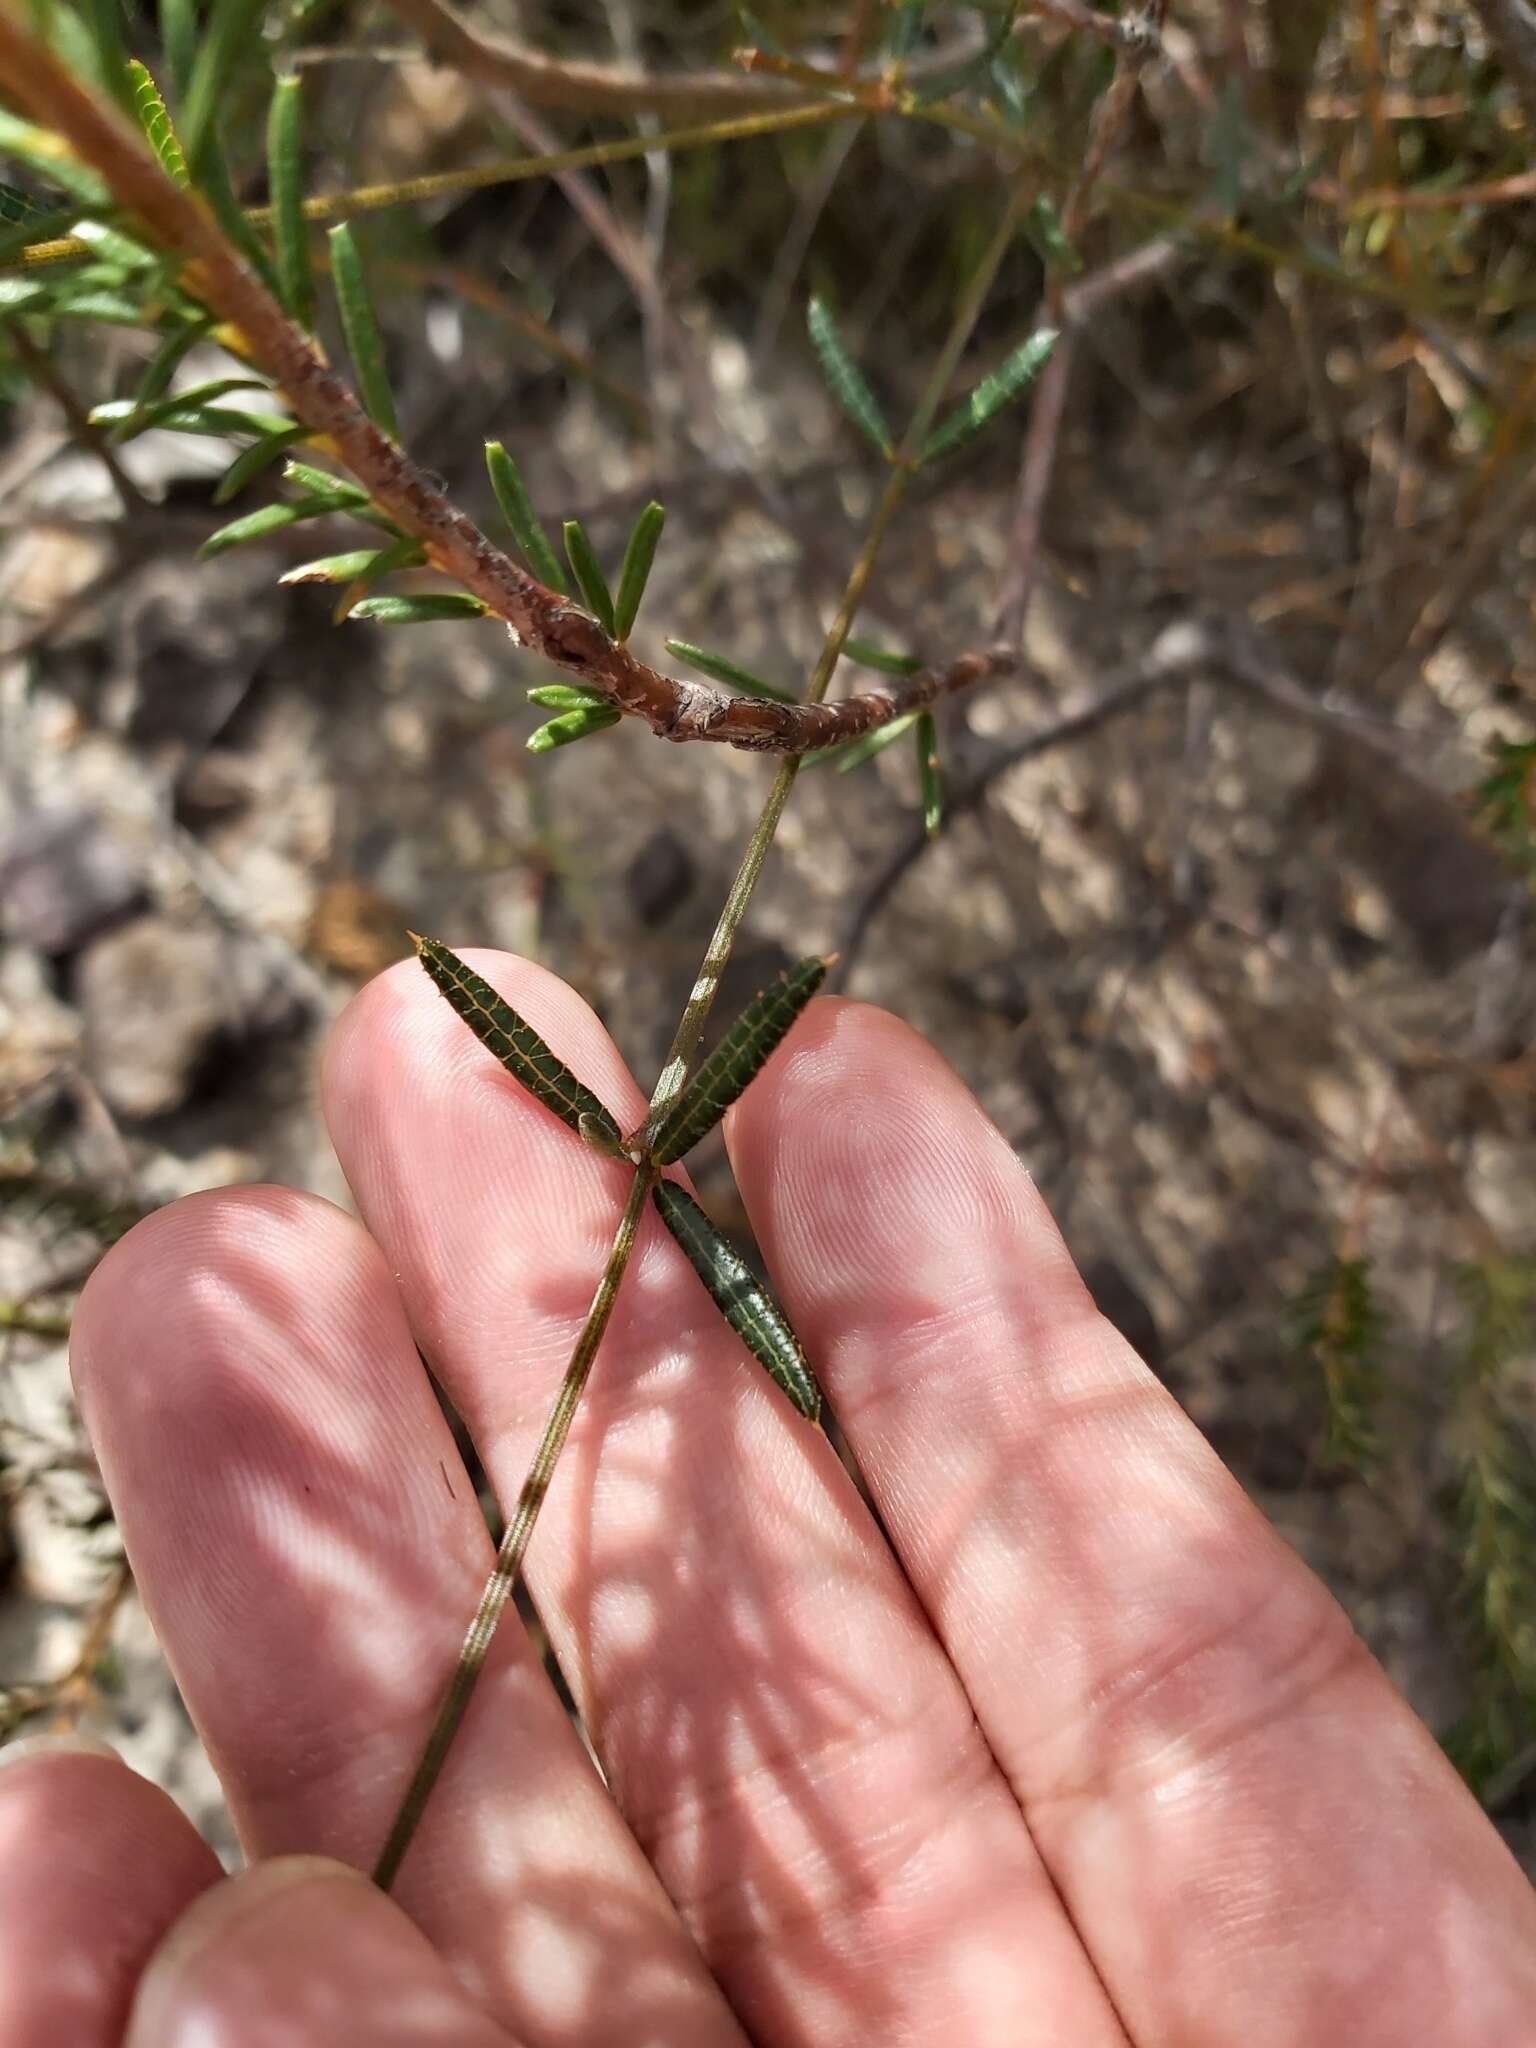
333;535;428;622
665;639;796;701
412;936;624;1145
485;440;569;594
652;956;828;1164
349;592;488;623
562;519;617;637
526;682;609;711
527;705;623;751
328;221;399;438
199;495;349;558
267;75;314;327
920;325;1058;463
279;547;395;586
215;424;325;502
807;295;894;457
613;501;665;641
283;459;371;508
834;707;921;773
653;1183;822;1420
915;710;943;837
842;636;924;676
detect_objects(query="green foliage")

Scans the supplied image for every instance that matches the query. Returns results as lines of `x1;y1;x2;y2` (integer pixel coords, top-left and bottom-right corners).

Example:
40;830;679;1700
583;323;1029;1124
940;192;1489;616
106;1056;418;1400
921;325;1058;462
562;519;617;636
807;295;894;457
652;1182;822;1420
485;441;570;594
213;422;312;501
653;957;828;1164
349;592;487;623
1295;1256;1384;1472
328;221;398;437
915;710;942;837
267;74;313;326
527;704;623;751
179;0;266;176
842;637;923;676
1474;738;1536;879
526;682;607;711
200;493;356;558
613;501;666;641
665;639;795;701
832;707;921;772
126;60;188;187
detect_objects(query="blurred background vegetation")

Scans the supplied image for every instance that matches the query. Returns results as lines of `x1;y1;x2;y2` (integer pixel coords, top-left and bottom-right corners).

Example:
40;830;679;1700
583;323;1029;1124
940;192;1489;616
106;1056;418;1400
1;0;1534;1870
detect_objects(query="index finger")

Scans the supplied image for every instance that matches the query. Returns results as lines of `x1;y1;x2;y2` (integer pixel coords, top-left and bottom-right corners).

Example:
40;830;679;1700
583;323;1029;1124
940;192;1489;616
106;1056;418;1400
726;997;1536;2048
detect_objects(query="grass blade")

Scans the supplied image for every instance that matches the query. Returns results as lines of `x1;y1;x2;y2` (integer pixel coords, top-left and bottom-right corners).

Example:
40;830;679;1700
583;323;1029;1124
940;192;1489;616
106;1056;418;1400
613;500;665;640
807;295;893;457
412;936;623;1145
126;60;188;186
653;956;828;1164
485;440;569;593
349;593;488;623
527;705;623;752
328;221;398;437
664;638;795;701
562;519;616;637
653;1183;822;1420
920;325;1058;464
915;710;942;837
267;75;314;327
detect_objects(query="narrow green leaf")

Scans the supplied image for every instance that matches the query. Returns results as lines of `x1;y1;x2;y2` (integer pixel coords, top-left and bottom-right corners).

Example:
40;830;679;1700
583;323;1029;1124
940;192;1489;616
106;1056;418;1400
180;0;266;175
484;440;569;593
842;635;923;676
90;398;295;438
915;710;942;837
562;519;616;637
109;315;209;438
349;593;488;624
278;547;393;586
333;535;429;621
213;421;311;501
0;114;106;205
94;375;272;430
267;76;314;327
199;495;348;558
1026;196;1078;276
654;1182;822;1421
328;222;398;437
83;0;134;112
653;956;828;1165
412;935;623;1144
126;60;188;186
885;0;925;60
921;325;1059;463
42;289;147;326
807;296;893;457
527;705;622;752
613;500;665;641
282;459;370;507
526;682;608;710
664;639;796;701
201;137;280;290
160;0;197;96
835;707;920;773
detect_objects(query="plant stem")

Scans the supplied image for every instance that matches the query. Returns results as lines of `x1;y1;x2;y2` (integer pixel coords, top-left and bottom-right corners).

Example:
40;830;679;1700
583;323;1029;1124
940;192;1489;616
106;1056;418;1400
371;177;1040;1884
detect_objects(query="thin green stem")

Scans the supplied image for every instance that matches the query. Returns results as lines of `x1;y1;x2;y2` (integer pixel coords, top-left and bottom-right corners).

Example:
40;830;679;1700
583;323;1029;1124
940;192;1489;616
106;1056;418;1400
373;161;1039;1893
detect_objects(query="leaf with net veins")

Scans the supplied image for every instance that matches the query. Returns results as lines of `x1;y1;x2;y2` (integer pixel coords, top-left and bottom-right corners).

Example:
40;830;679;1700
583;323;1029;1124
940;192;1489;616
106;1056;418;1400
349;593;488;624
665;639;796;701
921;325;1058;463
562;519;617;637
613;501;666;641
412;936;623;1146
527;705;623;752
126;60;187;187
653;956;828;1164
807;295;893;457
485;440;569;594
915;710;942;837
653;1182;822;1420
329;222;398;437
268;75;314;327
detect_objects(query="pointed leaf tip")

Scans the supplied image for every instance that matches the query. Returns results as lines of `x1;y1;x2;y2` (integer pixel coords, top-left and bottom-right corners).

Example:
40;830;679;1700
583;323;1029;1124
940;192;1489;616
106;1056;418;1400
807;296;894;457
652;956;828;1164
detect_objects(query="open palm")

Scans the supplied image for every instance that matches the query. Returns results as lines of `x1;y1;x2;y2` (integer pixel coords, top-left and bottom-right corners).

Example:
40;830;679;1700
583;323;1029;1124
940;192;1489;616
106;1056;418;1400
3;950;1532;2046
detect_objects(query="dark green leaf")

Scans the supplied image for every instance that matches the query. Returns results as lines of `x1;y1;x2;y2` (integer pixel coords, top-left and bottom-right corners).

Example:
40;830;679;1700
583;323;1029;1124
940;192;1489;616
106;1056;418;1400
160;0;197;96
349;593;488;624
282;459;370;507
328;222;398;437
484;440;568;593
915;709;942;837
527;705;623;752
885;0;925;59
199;494;351;558
0;198;79;267
653;1182;821;1420
1026;196;1078;275
0;113;107;205
0;182;44;228
665;638;796;701
126;60;188;186
412;935;623;1144
83;0;134;110
109;314;209;438
842;635;923;676
613;500;665;641
526;682;608;710
921;325;1058;463
333;534;429;620
180;0;266;175
835;708;920;772
653;956;828;1164
267;75;313;326
562;519;616;637
807;295;893;457
91;397;294;438
213;421;311;500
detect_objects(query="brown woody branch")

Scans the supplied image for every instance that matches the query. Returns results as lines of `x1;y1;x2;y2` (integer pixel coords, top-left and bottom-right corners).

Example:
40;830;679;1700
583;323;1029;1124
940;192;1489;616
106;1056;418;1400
0;8;1020;754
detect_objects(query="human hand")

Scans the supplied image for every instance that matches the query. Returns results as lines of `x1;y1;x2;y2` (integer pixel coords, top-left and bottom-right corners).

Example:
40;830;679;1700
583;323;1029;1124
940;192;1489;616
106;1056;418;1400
3;951;1533;2046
